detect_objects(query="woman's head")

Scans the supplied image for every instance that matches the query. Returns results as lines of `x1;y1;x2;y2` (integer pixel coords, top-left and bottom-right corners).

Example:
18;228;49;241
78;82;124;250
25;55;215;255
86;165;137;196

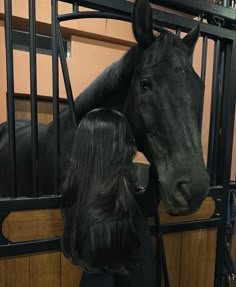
72;108;136;186
62;108;138;273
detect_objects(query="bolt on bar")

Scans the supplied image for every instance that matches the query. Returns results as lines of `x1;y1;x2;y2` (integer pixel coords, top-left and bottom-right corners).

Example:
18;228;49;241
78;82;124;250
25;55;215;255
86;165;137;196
175;27;181;37
73;1;79;12
29;0;39;198
4;0;17;198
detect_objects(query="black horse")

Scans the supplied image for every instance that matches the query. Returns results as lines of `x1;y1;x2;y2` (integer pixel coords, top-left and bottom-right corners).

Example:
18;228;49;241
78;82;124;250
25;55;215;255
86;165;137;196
0;0;209;215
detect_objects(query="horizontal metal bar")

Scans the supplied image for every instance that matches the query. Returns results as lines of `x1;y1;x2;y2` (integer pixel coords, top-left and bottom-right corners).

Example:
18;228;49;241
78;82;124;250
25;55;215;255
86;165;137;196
0;196;62;211
1;184;235;212
58;11;131;22
0;238;61;258
150;218;220;235
150;0;236;23
58;0;236;40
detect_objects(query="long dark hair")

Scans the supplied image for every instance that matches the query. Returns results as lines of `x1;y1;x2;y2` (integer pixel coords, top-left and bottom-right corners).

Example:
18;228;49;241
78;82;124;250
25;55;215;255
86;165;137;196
62;108;138;273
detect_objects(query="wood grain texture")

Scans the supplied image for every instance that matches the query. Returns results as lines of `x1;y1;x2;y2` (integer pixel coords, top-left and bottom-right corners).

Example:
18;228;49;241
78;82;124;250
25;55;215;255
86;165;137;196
2;209;63;242
61;254;83;287
29;252;60;287
162;233;182;287
180;228;217;287
0;256;30;287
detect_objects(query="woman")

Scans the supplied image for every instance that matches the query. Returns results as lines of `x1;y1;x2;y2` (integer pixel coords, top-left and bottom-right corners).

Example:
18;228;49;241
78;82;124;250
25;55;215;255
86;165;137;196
62;108;156;287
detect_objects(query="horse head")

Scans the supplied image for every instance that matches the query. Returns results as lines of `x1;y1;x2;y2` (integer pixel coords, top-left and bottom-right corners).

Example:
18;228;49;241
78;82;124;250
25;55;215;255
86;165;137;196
125;0;209;215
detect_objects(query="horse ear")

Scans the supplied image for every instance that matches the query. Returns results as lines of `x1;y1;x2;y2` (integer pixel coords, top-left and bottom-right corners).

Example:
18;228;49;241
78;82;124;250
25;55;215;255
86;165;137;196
182;25;200;56
132;0;155;48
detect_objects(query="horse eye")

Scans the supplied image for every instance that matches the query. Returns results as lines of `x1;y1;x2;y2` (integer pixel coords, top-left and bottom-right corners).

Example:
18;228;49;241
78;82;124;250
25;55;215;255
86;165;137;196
140;78;152;91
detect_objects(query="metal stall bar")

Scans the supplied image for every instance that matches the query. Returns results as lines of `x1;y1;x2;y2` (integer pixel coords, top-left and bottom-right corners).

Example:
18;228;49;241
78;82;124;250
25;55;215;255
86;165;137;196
58;11;131;22
57;24;77;130
199;35;208;132
154;212;170;287
29;0;39;197
207;39;221;185
61;0;236;25
150;0;236;24
4;0;17;198
73;0;236;40
214;34;236;287
211;45;226;187
0;238;61;258
52;0;60;195
201;36;208;84
215;47;226;186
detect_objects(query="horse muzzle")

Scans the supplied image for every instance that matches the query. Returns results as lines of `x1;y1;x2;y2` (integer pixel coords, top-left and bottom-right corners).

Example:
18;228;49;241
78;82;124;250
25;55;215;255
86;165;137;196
156;158;210;216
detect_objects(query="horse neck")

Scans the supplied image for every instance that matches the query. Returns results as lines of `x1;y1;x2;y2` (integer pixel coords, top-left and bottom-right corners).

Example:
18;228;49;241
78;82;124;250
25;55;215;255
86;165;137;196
48;44;142;162
74;44;141;119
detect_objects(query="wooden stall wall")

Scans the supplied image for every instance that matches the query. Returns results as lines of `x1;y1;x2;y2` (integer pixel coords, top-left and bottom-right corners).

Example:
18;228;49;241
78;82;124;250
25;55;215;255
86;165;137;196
0;2;235;287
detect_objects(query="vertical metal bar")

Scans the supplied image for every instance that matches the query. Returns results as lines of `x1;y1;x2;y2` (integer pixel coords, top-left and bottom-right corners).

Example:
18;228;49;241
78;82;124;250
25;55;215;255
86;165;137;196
210;45;225;186
155;212;170;287
198;35;208;133
201;36;208;84
57;25;77;129
4;0;17;198
52;0;60;195
214;37;236;287
207;39;221;185
29;0;39;197
155;214;162;287
215;46;226;185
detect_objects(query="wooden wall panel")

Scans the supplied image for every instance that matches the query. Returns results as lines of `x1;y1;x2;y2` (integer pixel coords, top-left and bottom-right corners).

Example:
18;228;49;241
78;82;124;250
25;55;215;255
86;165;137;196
0;257;30;287
163;233;182;287
180;229;216;287
2;210;63;242
29;252;60;287
61;254;83;287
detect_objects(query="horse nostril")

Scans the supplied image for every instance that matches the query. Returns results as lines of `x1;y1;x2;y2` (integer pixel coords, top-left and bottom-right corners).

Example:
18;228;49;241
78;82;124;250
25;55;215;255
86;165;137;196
176;178;190;197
